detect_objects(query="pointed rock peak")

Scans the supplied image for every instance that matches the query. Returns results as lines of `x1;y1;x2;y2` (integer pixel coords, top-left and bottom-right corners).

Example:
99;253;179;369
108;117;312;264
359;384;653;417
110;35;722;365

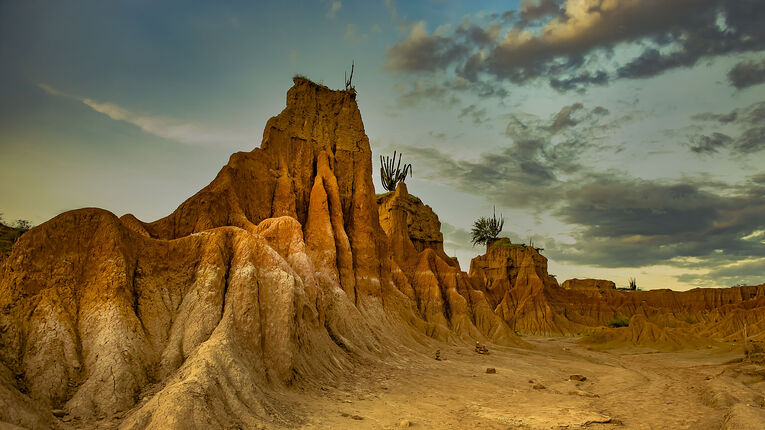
394;181;409;198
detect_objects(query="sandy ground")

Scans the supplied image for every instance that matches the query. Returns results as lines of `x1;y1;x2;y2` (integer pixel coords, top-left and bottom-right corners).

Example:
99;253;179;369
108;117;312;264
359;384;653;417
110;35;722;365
289;338;765;429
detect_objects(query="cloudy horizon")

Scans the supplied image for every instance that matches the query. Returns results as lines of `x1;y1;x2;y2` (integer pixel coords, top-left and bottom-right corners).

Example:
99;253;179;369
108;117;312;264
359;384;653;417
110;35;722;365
1;0;764;290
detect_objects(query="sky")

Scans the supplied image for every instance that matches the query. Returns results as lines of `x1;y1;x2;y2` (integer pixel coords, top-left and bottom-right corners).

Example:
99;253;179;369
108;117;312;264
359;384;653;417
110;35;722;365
1;0;764;290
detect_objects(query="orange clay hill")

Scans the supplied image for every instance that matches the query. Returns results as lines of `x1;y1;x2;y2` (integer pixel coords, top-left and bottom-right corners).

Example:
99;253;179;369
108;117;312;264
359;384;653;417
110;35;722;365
1;77;764;429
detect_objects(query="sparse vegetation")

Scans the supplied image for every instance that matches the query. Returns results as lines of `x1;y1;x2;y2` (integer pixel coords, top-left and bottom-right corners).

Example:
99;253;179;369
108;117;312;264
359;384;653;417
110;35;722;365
608;317;630;328
1;217;31;256
344;61;355;91
15;219;31;232
380;151;413;192
471;207;504;247
292;74;330;90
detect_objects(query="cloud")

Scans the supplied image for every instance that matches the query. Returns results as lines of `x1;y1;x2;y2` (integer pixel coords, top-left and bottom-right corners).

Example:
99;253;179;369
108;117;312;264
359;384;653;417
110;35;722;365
400;103;615;207
38;83;251;147
518;0;562;23
400;100;765;273
326;1;342;19
458;104;488;124
386;21;468;72
728;59;765;89
384;0;765;92
394;80;460;107
688;101;765;154
546;174;765;269
676;257;765;287
549;70;608;93
688;132;733;154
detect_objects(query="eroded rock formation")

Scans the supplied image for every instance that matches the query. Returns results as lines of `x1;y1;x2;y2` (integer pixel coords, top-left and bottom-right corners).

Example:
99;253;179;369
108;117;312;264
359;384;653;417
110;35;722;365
0;78;522;429
1;77;764;429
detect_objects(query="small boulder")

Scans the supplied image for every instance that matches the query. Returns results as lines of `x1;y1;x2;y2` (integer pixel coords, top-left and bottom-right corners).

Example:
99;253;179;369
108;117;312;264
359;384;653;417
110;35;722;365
51;409;66;418
532;383;546;390
486;368;496;374
398;419;411;427
569;374;587;381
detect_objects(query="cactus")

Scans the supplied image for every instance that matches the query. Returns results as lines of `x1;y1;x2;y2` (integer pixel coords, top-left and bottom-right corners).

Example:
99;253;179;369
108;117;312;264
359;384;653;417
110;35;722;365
380;150;413;192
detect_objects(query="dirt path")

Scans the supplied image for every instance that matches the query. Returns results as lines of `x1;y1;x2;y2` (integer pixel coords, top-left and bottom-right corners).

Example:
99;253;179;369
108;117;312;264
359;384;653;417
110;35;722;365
294;337;756;429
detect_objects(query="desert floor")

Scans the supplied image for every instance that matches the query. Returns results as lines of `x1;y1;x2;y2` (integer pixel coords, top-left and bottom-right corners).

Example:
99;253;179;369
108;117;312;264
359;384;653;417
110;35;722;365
289;338;762;429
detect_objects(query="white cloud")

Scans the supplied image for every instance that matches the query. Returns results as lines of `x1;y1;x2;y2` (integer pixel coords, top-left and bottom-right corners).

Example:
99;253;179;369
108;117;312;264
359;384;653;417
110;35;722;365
38;83;252;147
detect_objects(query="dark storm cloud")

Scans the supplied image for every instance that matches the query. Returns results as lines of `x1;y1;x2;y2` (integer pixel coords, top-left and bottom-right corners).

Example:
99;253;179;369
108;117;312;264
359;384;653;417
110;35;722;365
688;101;765;155
401;100;765;270
546;175;765;268
413;145;765;269
728;59;765;89
518;0;562;23
549;71;608;93
386;0;765;93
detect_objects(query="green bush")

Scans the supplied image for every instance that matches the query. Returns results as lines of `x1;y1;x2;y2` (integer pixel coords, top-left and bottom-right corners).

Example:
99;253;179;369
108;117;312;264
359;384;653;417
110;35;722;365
607;317;630;328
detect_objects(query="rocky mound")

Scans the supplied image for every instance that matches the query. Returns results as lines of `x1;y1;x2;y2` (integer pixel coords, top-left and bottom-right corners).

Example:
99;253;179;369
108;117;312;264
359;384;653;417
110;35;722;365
579;315;713;351
377;183;522;346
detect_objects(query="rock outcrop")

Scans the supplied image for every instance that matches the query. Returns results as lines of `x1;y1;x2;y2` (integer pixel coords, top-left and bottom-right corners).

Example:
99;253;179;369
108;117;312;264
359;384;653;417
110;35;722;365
0;78;521;429
468;240;765;340
377;183;522;346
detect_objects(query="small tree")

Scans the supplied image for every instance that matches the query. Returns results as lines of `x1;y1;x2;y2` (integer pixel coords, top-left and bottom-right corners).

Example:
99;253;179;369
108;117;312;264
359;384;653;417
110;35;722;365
471;207;504;247
628;277;637;291
380;151;413;192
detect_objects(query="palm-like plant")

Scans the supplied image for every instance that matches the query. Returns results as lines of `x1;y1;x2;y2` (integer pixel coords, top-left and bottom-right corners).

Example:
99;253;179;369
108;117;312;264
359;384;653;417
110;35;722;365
471;208;504;246
380;151;413;192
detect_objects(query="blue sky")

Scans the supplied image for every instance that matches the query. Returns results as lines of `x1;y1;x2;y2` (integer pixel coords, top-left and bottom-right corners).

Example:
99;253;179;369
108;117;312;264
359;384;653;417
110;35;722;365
2;0;765;290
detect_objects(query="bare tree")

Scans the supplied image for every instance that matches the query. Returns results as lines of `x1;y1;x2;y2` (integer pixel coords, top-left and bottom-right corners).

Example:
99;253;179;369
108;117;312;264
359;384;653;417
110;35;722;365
344;61;355;90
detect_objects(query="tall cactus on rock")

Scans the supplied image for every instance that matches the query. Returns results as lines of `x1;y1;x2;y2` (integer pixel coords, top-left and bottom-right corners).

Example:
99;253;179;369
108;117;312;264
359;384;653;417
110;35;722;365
380;151;413;192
